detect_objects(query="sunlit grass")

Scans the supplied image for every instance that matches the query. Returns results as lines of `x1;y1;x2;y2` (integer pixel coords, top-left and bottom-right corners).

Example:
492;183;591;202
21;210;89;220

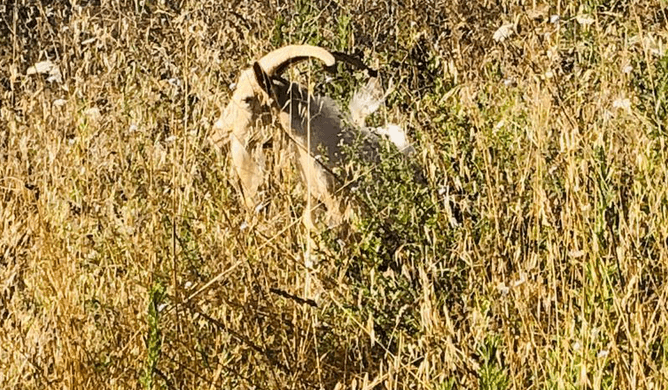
1;0;667;389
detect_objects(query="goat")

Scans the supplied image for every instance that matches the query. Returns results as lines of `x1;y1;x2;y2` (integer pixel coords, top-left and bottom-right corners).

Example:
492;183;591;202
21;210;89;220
210;45;412;226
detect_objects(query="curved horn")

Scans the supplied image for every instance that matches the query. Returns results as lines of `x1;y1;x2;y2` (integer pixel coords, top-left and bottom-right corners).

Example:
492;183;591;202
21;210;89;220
257;45;335;76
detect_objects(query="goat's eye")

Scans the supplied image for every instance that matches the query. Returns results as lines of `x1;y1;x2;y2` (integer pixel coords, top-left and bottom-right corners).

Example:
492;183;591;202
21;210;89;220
243;96;254;105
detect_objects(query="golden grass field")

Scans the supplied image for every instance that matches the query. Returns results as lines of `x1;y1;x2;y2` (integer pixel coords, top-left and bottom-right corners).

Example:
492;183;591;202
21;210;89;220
2;0;668;388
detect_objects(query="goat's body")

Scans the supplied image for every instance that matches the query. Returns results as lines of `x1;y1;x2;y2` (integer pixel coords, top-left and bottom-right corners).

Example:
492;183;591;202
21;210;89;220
273;78;391;223
211;45;412;226
275;79;359;168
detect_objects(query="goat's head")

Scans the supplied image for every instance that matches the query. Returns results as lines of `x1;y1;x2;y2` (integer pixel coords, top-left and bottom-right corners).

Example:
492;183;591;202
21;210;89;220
210;45;335;147
210;45;336;208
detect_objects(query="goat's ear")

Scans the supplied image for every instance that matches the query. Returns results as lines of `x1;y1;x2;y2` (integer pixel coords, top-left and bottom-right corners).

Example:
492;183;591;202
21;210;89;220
252;62;273;99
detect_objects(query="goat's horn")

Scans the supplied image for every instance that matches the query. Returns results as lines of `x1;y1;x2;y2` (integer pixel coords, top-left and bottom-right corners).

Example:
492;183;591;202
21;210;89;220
258;45;335;76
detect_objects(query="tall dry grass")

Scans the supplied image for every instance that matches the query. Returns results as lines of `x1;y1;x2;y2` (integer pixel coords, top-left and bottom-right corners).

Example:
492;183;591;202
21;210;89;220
1;0;668;388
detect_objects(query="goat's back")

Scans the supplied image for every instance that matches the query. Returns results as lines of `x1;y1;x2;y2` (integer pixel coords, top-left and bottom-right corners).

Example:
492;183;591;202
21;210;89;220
276;81;382;169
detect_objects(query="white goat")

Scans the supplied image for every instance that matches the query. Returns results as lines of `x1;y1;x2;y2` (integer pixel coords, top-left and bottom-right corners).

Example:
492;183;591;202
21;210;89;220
210;45;411;226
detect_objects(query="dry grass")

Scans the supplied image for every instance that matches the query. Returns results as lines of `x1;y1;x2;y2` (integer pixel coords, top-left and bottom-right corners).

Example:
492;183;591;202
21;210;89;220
2;0;668;388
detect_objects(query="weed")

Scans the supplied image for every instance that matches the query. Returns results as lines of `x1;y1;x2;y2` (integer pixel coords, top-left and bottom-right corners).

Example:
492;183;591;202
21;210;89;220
142;282;166;390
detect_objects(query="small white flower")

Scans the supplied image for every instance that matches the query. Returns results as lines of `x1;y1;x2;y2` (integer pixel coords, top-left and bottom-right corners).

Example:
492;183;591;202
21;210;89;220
53;99;67;107
612;97;631;111
550;15;561;24
164;135;177;143
27;60;56;75
597;349;609;358
184;281;193;289
576;15;595;26
573;341;582;351
623;65;633;74
27;60;62;83
304;250;318;268
84;107;101;122
239;221;248;231
493;23;515;42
